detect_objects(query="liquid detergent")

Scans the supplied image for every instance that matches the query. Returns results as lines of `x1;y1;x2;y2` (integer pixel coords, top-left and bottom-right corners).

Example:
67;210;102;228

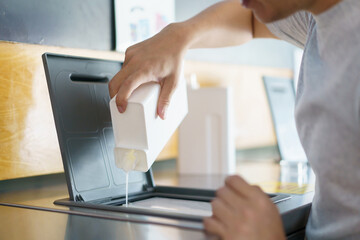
123;149;136;207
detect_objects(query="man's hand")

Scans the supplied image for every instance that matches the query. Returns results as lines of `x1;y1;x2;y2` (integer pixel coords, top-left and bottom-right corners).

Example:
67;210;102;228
204;175;285;240
109;23;188;120
108;1;262;120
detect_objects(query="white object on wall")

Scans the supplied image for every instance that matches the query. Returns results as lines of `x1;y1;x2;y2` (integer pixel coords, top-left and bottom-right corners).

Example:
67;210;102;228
115;0;175;52
178;81;235;175
109;76;188;172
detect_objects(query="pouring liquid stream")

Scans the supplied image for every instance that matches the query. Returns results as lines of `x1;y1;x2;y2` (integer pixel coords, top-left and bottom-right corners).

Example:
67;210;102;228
123;149;137;207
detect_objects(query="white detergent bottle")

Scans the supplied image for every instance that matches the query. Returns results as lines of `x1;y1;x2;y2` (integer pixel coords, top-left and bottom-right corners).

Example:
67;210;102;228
109;75;188;172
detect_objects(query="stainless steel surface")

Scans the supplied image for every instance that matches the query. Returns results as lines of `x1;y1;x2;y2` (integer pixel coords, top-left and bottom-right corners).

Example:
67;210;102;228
0;205;210;240
129;197;212;217
0;161;314;238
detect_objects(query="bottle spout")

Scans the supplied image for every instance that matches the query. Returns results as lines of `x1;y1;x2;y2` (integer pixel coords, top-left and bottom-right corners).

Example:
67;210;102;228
114;147;149;172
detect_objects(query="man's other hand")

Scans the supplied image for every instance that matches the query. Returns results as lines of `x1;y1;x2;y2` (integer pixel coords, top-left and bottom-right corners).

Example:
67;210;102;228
204;175;285;240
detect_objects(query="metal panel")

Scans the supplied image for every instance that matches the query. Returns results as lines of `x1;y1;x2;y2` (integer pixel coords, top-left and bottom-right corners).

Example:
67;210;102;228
0;0;115;50
43;53;146;202
263;77;307;163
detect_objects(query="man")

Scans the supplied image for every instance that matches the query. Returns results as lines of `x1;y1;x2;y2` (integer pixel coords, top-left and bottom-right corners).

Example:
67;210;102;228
109;0;360;239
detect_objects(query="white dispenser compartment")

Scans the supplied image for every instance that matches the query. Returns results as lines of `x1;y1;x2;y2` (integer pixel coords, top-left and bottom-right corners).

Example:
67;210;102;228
178;84;235;175
110;77;188;172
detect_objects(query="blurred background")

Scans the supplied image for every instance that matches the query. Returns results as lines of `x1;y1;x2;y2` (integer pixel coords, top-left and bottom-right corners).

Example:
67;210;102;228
0;0;303;180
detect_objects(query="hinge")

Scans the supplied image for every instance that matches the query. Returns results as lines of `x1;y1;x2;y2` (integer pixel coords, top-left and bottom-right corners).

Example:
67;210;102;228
75;194;84;202
143;184;154;192
90;197;114;205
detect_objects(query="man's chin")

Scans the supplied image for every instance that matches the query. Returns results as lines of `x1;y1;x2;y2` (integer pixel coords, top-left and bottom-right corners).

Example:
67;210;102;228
253;12;276;23
253;9;291;23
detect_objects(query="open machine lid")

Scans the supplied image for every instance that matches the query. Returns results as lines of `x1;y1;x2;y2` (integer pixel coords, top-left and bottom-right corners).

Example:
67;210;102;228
263;76;307;163
42;53;154;202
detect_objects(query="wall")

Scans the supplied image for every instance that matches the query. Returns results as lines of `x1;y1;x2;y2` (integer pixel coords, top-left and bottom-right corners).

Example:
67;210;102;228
175;0;299;149
0;0;117;180
175;0;298;69
0;0;115;50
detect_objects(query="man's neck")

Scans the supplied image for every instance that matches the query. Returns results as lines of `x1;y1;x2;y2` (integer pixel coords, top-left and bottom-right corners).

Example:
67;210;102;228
306;0;342;15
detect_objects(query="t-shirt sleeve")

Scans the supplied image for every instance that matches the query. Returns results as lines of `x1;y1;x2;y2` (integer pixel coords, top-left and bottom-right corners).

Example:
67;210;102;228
266;11;314;49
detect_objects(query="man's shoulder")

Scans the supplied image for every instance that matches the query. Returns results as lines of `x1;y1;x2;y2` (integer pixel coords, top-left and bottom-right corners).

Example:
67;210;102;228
266;11;314;49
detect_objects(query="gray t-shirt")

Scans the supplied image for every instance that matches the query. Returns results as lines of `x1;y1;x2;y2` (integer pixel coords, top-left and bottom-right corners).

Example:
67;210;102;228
267;1;360;239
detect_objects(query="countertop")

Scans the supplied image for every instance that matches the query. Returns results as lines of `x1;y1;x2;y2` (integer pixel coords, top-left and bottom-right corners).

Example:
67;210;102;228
0;160;314;240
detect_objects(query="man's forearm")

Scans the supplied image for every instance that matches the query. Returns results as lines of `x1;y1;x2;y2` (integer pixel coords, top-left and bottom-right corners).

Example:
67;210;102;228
172;0;254;50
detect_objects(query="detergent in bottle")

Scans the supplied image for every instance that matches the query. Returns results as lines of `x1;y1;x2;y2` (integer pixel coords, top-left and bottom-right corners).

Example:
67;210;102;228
109;75;188;206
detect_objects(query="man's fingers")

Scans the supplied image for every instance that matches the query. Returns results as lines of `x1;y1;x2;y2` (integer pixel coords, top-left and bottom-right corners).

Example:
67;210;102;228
203;217;226;238
109;66;131;98
225;175;254;198
211;198;235;225
216;186;245;210
123;49;135;68
115;70;153;113
157;75;178;120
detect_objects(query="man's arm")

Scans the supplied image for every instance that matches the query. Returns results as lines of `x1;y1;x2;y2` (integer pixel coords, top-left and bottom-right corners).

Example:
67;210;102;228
109;0;276;119
182;0;277;49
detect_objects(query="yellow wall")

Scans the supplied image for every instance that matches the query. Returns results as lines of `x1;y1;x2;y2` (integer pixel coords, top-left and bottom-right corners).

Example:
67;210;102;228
0;41;292;180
